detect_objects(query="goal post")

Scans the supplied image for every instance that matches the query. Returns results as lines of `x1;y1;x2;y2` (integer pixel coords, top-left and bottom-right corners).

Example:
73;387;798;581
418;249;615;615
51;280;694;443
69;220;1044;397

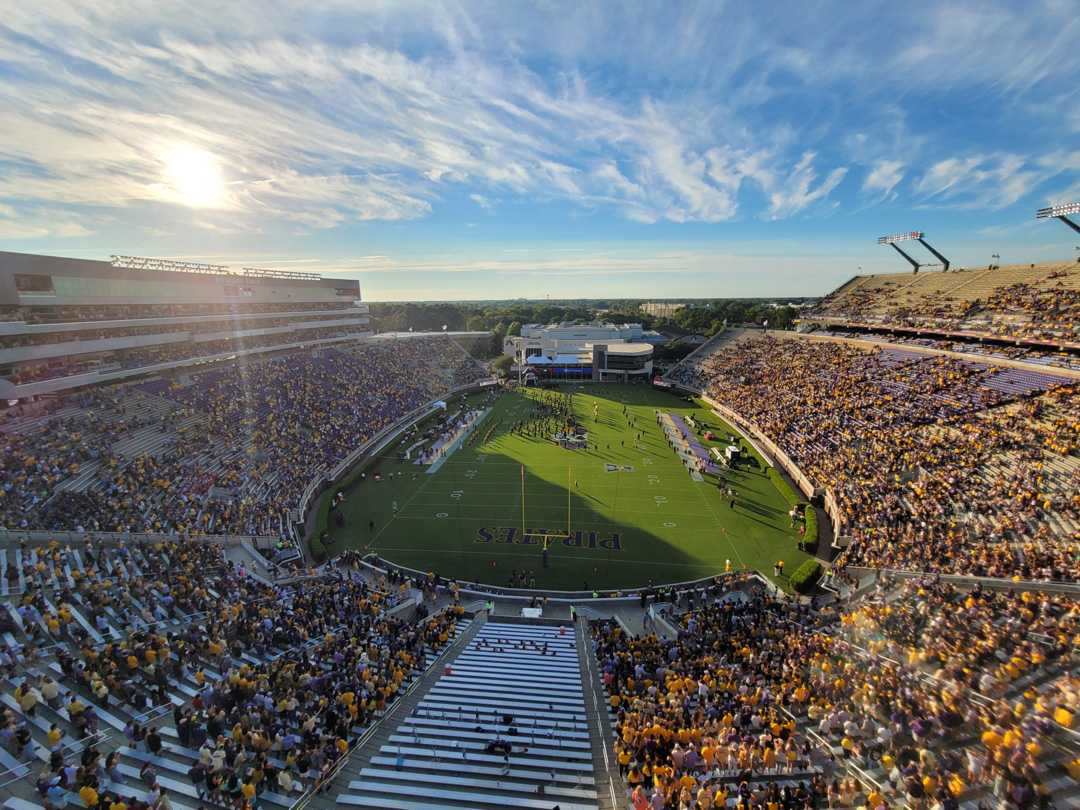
519;463;573;548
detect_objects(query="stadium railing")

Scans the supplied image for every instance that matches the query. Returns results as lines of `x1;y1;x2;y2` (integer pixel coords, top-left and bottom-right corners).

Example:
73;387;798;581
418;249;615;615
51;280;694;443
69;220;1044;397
358;554;785;602
282;605;471;810
667;381;848;539
660;327;731;377
794;330;1080;381
844;565;1080;595
7;331;375;399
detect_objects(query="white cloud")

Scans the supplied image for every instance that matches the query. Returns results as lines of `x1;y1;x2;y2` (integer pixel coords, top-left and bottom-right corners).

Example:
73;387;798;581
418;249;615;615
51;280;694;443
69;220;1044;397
0;6;864;232
469;193;491;208
863;160;904;200
592;162;644;200
0;0;1075;243
0;206;94;239
893;3;1080;95
758;152;848;219
273;247;831;278
915;152;1073;209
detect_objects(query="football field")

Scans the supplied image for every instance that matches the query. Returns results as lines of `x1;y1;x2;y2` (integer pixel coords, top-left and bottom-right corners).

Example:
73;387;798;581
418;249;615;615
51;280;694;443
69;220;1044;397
317;384;810;591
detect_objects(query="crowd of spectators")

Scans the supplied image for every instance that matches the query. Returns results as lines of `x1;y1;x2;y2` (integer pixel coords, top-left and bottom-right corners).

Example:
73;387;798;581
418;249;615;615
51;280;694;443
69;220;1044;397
667;335;1079;580
815;329;1080;372
595;574;1078;809
0;391;128;530
839;577;1077;701
806;265;1080;346
865;281;1080;345
595;582;832;810
2;339;491;538
3;539;465;810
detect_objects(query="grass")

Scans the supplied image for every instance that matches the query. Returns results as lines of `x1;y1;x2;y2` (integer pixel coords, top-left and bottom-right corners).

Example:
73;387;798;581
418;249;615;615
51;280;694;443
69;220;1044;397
318;383;811;591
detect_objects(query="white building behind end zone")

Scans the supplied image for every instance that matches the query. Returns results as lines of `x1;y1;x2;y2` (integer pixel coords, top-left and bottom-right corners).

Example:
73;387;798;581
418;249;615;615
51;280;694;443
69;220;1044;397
504;321;660;381
505;321;655;381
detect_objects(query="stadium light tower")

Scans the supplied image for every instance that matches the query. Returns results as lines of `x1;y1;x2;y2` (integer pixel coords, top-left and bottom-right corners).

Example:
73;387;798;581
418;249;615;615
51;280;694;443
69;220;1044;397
1035;202;1080;235
877;231;950;273
916;234;951;272
878;232;924;272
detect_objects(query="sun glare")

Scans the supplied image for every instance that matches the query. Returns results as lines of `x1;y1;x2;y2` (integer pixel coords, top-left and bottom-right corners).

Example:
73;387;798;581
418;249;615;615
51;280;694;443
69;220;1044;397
164;145;226;208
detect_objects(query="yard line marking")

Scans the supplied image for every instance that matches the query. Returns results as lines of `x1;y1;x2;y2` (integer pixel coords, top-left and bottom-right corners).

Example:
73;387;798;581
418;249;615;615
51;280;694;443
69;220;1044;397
689;469;746;570
366;469;440;548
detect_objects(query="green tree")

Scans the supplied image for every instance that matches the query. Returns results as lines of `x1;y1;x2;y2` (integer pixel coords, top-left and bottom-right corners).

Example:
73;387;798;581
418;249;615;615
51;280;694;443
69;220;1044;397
507;321;522;337
492;354;513;377
490;322;507;356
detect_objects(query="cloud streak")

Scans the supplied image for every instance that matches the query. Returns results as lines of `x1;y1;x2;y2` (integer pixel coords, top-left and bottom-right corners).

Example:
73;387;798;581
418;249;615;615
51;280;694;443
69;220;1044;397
0;0;1077;303
0;2;976;234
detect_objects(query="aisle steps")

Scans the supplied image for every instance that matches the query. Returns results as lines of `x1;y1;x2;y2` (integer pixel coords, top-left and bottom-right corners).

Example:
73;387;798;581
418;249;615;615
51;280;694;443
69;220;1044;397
335;621;599;810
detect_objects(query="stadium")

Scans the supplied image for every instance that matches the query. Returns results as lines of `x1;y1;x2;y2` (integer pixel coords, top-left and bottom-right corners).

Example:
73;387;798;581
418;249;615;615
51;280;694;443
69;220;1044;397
0;232;1077;810
2;4;1080;809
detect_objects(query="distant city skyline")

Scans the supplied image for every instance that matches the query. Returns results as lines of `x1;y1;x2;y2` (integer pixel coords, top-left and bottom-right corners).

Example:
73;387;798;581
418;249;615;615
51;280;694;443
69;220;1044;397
1;1;1078;301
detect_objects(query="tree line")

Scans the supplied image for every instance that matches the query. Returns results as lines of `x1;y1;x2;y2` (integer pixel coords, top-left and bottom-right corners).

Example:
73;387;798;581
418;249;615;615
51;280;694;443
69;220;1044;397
367;298;810;358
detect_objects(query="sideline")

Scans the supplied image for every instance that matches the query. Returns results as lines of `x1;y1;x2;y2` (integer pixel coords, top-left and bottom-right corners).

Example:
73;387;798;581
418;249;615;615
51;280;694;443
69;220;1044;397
425;406;490;475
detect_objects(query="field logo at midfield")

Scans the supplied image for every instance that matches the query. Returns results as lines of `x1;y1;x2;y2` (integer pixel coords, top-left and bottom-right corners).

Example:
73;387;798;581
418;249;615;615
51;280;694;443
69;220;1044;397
474;526;622;551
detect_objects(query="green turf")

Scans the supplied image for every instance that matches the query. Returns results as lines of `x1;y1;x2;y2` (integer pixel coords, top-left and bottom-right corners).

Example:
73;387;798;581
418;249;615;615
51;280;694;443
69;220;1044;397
319;384;810;591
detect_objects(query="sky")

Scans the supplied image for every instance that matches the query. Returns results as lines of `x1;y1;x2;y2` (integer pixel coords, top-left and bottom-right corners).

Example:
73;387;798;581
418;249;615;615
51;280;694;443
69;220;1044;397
0;1;1078;301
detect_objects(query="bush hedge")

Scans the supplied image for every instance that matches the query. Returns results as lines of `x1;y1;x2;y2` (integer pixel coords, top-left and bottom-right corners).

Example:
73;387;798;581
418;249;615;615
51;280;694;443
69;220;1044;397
803;508;818;553
790;559;822;593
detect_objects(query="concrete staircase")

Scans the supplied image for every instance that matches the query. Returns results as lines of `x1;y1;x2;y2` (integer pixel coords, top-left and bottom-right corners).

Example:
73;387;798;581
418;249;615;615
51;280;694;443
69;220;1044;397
334;618;603;810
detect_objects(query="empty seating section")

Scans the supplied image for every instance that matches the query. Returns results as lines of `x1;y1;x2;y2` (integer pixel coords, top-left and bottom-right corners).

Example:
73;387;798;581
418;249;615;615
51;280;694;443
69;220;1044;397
338;621;599;810
807;261;1080;345
665;332;1080;580
0;338;490;538
593;578;1080;808
980;366;1070;397
0;540;464;810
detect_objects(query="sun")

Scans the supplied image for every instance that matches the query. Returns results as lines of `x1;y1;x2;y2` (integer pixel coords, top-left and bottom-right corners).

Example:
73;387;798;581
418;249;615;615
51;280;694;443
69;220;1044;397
163;145;226;208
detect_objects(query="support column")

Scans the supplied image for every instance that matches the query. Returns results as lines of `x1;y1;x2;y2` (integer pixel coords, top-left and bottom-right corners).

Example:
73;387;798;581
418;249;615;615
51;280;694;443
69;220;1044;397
890;243;922;272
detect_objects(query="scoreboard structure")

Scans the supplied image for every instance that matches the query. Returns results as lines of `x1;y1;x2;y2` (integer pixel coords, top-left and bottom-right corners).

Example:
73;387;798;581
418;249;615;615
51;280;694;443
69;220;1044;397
1035;202;1080;236
877;231;951;273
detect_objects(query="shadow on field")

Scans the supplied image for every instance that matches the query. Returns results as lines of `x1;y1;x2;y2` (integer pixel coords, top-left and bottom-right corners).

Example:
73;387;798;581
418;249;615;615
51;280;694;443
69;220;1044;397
430;440;707;592
326;383;797;591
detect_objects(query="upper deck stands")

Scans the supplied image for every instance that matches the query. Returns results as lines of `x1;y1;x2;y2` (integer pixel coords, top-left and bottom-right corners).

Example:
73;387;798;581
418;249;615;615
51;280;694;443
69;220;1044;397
806;261;1080;347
